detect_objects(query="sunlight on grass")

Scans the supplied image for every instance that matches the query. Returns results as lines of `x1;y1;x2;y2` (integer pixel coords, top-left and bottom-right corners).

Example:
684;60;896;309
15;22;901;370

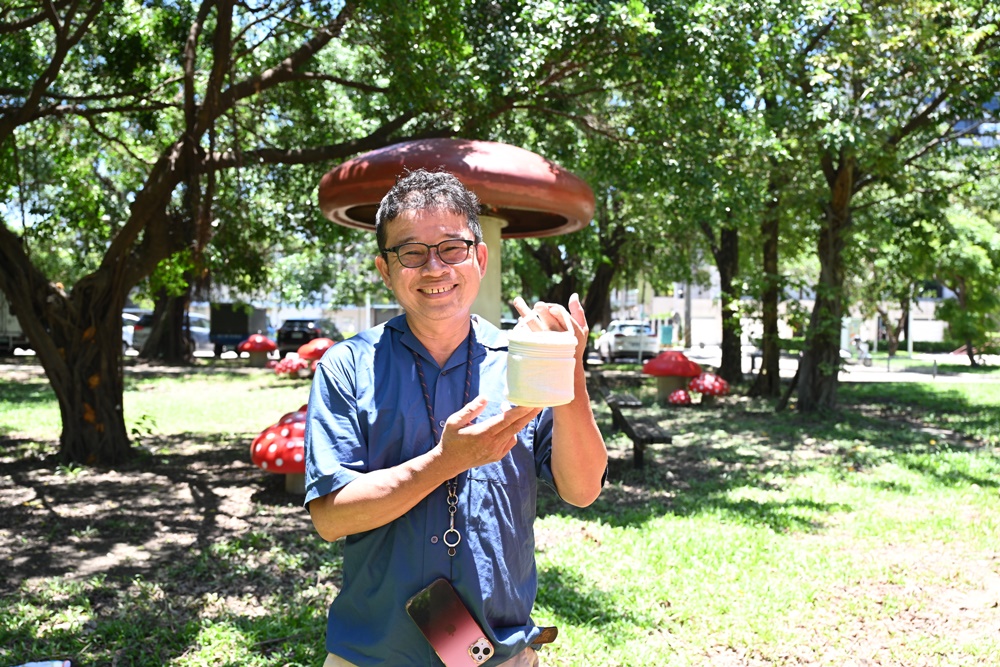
2;368;999;666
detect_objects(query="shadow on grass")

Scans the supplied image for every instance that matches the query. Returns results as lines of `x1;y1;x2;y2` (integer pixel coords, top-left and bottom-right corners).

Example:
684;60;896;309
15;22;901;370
0;432;340;665
534;564;657;630
0;433;335;590
0;572;330;666
538;379;999;531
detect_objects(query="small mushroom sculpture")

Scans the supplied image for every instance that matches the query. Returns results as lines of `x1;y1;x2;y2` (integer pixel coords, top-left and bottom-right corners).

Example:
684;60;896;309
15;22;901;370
238;334;277;368
667;388;692;405
643;351;703;404
250;404;307;493
688;372;731;405
275;355;311;378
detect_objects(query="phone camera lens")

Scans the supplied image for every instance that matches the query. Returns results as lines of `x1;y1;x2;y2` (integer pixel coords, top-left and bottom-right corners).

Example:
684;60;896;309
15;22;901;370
471;647;480;655
483;646;492;655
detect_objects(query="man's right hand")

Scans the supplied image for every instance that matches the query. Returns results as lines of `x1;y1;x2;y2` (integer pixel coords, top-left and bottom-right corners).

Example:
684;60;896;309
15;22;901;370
438;395;541;474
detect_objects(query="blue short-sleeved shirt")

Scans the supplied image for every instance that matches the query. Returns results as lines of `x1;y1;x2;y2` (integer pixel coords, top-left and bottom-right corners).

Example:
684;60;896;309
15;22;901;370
304;314;558;666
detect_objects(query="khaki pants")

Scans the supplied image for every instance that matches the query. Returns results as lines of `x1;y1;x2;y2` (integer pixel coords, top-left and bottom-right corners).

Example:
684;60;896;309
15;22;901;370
323;646;541;666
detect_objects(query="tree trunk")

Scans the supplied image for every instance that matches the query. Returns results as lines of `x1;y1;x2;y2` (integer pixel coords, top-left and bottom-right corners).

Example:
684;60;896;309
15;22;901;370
749;172;782;397
716;227;742;383
53;306;131;465
580;195;627;331
965;338;979;367
876;305;905;357
530;241;579;308
138;291;195;363
798;152;855;412
583;261;616;332
0;239;132;464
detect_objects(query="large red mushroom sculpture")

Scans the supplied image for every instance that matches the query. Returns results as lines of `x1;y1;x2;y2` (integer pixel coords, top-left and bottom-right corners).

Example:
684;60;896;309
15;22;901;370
318;138;594;326
250;404;307;493
238;334;277;368
643;351;703;404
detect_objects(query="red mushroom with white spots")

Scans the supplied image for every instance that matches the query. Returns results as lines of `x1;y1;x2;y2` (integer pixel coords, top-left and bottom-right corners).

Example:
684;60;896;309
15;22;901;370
238;334;277;368
274;355;311;378
642;351;703;404
688;372;731;404
250;405;307;493
667;388;692;405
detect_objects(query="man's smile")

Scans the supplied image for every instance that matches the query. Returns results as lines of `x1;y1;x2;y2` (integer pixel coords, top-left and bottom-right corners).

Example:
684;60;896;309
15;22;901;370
419;285;456;295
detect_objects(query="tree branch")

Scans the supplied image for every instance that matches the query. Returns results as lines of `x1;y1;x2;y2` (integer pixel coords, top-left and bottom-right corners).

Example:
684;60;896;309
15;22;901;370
0;0;103;141
281;72;390;94
203;112;417;169
220;1;357;112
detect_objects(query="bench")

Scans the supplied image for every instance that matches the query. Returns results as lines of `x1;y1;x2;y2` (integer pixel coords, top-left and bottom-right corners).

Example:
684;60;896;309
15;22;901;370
603;391;672;469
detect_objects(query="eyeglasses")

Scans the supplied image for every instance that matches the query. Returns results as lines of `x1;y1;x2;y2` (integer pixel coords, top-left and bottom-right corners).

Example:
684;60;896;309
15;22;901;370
383;239;477;268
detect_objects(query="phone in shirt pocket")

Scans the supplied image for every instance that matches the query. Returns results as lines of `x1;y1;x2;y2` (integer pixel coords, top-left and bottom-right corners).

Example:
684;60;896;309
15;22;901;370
405;578;495;666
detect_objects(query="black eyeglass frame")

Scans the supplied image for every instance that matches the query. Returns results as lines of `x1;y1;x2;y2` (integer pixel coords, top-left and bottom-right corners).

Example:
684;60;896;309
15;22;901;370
382;238;478;268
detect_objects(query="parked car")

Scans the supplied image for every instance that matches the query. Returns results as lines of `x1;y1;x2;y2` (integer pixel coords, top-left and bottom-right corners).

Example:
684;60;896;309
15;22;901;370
595;320;657;363
277;318;341;356
132;312;212;352
121;311;144;352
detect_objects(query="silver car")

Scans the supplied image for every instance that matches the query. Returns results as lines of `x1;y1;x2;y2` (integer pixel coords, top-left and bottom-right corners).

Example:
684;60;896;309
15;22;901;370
132;312;212;352
595;320;657;363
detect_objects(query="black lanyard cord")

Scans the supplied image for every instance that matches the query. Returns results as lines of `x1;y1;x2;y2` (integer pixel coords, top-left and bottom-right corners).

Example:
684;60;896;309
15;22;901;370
411;330;474;556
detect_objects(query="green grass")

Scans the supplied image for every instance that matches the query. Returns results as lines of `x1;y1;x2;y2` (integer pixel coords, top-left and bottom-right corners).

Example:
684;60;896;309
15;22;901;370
2;362;1000;666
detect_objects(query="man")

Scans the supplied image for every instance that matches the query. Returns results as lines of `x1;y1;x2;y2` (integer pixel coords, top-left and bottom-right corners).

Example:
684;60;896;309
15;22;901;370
304;168;607;666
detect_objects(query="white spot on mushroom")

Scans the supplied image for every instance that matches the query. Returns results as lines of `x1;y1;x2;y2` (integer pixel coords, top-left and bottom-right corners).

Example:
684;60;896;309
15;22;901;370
268;443;277;453
261;461;268;470
294;453;303;462
275;458;284;467
281;428;290;437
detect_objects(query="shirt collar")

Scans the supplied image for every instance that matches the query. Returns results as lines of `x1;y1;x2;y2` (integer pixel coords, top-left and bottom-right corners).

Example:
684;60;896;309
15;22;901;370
386;313;508;369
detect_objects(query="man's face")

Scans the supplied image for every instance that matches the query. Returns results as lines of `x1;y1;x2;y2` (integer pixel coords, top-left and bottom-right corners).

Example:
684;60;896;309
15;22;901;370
375;208;488;324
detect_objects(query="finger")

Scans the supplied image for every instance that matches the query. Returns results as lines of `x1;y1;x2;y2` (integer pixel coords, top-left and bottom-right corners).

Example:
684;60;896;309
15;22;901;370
539;302;576;334
512;296;544;331
449;395;490;429
568;293;588;331
494;406;542;439
465;405;538;439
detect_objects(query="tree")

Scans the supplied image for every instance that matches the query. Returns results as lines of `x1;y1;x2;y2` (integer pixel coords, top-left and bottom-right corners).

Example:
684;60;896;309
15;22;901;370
934;199;1000;365
1;0;661;465
786;0;1000;410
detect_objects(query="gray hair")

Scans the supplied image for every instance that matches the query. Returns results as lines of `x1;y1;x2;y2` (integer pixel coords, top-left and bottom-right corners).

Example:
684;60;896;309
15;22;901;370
375;169;482;253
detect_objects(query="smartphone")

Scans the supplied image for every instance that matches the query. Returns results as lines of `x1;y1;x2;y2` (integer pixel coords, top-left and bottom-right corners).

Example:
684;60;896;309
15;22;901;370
405;578;495;666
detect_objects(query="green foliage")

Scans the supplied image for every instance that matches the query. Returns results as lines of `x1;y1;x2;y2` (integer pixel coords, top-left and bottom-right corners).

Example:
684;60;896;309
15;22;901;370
933;200;1000;350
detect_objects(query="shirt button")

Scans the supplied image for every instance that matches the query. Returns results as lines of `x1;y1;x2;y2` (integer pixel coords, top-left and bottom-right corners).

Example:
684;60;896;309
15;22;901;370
430;535;439;544
438;420;445;428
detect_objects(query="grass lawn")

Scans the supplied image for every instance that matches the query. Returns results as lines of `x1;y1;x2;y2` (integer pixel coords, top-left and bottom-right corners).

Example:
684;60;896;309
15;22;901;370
2;359;999;666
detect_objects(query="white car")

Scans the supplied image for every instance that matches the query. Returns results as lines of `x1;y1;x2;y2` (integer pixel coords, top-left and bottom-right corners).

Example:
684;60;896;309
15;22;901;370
595;320;657;363
121;311;145;352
